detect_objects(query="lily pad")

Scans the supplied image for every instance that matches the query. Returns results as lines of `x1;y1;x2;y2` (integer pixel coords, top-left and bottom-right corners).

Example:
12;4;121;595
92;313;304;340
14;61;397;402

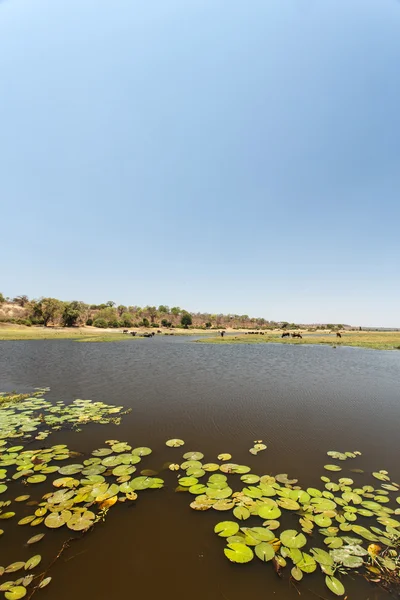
255;542;275;562
214;521;240;537
325;576;345;596
5;586;27;600
25;555;41;570
280;530;307;549
224;543;254;563
166;439;185;448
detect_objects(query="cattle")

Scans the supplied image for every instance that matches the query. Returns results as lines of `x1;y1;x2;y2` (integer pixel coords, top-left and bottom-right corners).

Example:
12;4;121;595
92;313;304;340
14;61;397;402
336;332;342;338
130;331;136;336
281;332;290;338
123;329;129;334
291;333;303;339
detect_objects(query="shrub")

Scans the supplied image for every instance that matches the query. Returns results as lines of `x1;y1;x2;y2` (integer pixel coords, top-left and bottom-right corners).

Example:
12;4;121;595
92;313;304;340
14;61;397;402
120;313;133;328
108;320;120;328
180;313;192;328
86;318;93;326
205;322;211;328
161;319;172;327
151;323;160;328
138;318;150;327
93;318;108;328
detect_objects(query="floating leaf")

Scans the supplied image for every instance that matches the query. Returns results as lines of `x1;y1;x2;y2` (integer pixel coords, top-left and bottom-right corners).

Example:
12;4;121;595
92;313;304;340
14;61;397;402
214;521;240;537
5;586;27;600
324;465;342;472
25;555;41;570
38;577;52;589
255;542;275;562
218;454;232;461
233;506;250;521
224;543;254;563
325;576;345;596
280;530;307;549
5;562;25;574
291;566;303;581
166;439;184;448
182;451;203;461
27;533;45;545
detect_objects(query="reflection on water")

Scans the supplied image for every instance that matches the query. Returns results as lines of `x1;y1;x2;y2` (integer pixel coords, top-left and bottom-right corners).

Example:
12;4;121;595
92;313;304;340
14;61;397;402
0;338;399;599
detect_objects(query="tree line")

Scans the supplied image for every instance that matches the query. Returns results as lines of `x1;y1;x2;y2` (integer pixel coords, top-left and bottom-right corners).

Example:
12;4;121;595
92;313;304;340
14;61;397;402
0;293;345;330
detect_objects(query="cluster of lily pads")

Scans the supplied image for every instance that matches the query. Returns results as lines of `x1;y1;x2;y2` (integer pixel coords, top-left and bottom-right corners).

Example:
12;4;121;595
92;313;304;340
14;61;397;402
1;390;400;599
0;391;162;599
165;441;400;597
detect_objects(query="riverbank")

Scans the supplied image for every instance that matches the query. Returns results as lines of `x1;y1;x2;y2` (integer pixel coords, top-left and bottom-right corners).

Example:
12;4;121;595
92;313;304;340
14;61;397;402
0;323;213;341
196;331;400;351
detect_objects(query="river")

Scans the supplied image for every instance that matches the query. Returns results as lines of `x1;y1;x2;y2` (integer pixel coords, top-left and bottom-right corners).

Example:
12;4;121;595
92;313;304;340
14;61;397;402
0;337;399;599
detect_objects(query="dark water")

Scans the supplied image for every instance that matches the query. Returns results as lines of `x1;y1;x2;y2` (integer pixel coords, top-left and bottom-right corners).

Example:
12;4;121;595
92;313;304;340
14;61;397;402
1;338;400;600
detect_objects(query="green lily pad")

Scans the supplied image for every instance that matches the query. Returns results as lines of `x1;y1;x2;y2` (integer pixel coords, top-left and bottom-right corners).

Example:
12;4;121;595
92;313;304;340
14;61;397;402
182;451;203;461
233;506;250;520
280;530;307;549
214;521;240;537
27;533;45;545
166;439;185;448
325;576;345;596
38;577;52;589
25;555;41;570
255;542;275;562
258;505;281;520
5;586;27;600
324;465;342;472
218;453;232;461
5;562;25;573
224;543;254;563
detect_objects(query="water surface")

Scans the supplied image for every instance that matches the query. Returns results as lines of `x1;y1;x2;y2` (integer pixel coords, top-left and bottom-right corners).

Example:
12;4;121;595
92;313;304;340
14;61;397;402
0;338;399;600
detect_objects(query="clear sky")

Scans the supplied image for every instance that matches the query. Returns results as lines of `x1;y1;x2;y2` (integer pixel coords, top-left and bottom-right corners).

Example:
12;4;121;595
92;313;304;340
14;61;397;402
1;0;399;326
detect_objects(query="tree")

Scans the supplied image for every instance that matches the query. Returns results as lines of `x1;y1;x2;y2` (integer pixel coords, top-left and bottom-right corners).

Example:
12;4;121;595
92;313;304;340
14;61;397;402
120;313;133;327
158;305;169;314
106;301;115;307
146;306;158;324
161;318;172;327
93;318;108;328
13;295;29;307
181;312;192;329
140;317;150;327
117;305;127;317
0;293;5;304
61;301;85;327
33;298;63;326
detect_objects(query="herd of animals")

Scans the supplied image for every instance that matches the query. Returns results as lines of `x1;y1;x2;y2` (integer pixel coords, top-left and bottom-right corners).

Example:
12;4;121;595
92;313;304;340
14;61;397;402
122;329;343;339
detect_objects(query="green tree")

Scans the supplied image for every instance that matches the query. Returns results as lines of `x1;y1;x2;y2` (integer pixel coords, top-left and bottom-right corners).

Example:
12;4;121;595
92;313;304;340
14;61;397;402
158;305;169;314
140;317;150;327
33;298;63;326
117;305;127;317
13;295;29;307
120;313;133;327
106;301;115;307
146;306;158;324
61;301;85;327
181;312;192;329
93;318;108;328
0;293;5;304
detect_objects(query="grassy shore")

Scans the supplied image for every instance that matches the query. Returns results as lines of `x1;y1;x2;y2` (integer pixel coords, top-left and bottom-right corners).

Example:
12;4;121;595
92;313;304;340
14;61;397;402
196;331;400;351
0;324;211;342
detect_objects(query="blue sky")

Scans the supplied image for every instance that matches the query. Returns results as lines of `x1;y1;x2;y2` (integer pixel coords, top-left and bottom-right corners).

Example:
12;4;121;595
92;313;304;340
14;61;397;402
1;0;399;326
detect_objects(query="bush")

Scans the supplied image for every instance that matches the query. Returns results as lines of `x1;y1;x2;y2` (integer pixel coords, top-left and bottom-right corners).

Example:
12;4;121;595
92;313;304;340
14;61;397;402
30;316;44;325
205;322;211;328
108;320;120;328
120;313;133;328
180;313;192;328
161;319;172;327
86;318;93;326
16;318;31;326
93;318;108;328
138;318;150;327
151;323;160;328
